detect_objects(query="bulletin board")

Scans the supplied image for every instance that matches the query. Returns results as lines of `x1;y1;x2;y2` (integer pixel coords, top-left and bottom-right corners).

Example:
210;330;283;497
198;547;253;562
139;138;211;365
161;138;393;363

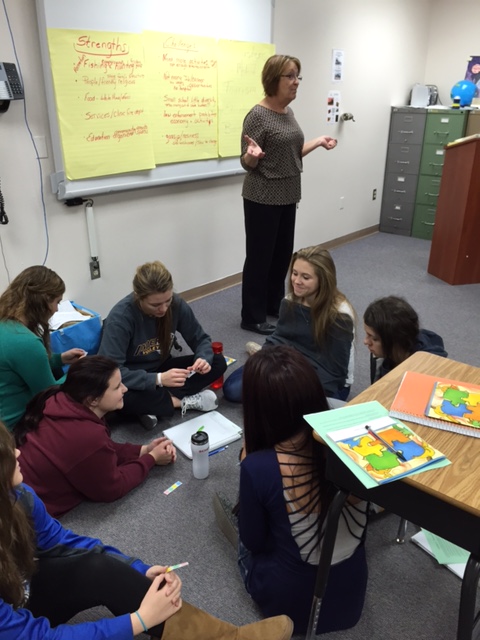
35;0;274;199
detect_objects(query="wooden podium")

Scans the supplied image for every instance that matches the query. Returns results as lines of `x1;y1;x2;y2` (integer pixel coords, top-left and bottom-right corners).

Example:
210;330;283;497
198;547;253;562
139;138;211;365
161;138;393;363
428;134;480;284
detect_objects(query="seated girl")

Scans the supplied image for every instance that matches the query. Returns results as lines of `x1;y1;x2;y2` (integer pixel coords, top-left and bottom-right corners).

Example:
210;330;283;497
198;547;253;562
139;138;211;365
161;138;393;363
0;265;85;430
0;422;293;640
15;356;176;518
363;295;447;382
236;346;368;634
98;260;226;429
224;246;355;403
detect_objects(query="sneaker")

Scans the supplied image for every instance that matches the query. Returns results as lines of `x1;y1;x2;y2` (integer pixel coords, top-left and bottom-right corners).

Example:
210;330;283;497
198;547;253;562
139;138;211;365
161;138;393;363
245;341;262;356
181;389;218;417
213;492;238;548
138;414;158;430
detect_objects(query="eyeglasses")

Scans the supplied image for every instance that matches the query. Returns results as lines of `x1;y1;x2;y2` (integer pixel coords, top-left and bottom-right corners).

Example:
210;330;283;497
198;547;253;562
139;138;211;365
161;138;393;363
280;73;302;82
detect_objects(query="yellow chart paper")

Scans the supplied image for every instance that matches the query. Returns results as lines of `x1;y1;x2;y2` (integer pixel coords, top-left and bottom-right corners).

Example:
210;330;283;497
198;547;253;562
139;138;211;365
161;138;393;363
47;28;155;179
217;40;274;158
144;32;218;164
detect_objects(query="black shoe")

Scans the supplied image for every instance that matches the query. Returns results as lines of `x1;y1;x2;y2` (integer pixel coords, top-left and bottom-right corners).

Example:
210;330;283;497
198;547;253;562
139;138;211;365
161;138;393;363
213;492;238;549
138;414;158;430
240;321;275;335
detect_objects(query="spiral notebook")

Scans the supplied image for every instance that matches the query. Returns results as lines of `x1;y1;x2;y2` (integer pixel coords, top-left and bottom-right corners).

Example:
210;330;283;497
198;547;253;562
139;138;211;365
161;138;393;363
389;371;480;438
162;411;242;459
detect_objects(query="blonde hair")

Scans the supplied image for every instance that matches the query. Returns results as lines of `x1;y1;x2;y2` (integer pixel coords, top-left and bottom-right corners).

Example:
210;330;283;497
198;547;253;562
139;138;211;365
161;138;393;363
133;261;173;361
288;246;354;346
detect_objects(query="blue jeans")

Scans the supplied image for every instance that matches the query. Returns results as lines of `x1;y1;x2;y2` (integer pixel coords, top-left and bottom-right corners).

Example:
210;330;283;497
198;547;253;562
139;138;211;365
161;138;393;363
224;365;351;404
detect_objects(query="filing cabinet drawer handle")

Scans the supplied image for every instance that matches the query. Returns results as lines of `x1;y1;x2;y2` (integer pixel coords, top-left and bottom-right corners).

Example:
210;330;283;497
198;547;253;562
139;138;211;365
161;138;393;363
422;222;435;226
392;189;406;193
396;160;410;164
429;162;443;167
400;130;414;134
433;130;449;136
425;192;439;197
388;217;403;221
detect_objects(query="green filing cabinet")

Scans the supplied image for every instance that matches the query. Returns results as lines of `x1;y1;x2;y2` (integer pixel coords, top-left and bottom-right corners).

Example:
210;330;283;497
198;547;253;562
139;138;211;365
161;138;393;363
380;107;426;236
411;109;467;240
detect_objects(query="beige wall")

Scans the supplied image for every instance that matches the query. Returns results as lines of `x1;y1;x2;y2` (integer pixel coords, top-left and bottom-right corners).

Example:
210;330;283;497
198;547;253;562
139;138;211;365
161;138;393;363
0;0;478;316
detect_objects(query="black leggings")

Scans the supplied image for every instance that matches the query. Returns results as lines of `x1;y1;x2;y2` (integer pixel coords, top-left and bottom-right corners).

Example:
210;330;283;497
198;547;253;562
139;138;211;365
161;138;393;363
122;353;227;418
27;552;164;637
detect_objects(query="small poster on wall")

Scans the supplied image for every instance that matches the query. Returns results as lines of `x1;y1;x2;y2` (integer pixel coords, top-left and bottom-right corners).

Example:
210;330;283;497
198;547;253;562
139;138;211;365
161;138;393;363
465;55;480;99
331;49;344;82
327;90;341;124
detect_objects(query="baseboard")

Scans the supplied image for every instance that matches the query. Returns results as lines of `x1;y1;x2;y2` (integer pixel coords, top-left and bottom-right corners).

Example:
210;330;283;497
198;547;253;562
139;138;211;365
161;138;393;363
181;273;243;302
181;225;379;302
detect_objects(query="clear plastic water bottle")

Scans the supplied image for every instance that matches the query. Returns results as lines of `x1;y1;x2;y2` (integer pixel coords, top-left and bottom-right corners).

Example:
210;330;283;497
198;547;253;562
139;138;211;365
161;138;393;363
191;431;209;479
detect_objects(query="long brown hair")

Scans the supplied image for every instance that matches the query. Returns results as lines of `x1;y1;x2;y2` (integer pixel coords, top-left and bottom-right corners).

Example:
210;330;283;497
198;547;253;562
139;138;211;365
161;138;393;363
242;346;333;536
288;246;354;347
0;265;65;353
133;261;174;362
0;423;35;607
15;356;119;446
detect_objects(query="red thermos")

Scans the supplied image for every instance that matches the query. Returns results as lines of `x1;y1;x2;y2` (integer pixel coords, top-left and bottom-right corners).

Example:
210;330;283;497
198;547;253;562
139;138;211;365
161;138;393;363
210;341;224;390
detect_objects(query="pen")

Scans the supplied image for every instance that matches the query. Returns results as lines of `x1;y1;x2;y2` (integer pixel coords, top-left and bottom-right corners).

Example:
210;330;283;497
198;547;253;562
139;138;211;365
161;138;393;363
209;446;228;457
365;425;407;462
166;561;189;573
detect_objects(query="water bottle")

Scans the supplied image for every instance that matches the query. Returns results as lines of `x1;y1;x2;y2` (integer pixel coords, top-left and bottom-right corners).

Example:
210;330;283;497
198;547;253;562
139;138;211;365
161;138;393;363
210;341;224;390
191;430;209;479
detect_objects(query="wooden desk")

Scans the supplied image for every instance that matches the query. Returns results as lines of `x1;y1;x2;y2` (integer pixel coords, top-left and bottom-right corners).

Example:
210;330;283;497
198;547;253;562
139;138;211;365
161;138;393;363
308;352;480;640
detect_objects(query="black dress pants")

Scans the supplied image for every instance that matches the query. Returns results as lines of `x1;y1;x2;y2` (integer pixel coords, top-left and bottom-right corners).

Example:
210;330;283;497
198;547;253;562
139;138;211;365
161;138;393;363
241;198;296;325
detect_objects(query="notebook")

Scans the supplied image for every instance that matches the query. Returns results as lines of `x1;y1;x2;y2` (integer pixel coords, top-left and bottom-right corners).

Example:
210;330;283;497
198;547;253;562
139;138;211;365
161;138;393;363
163;411;242;459
325;415;447;486
411;530;467;579
304;401;449;489
389;371;480;439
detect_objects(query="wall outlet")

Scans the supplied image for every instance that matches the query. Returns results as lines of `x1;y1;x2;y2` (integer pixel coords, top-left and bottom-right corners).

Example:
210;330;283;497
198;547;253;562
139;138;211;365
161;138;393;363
372;188;377;200
89;259;101;280
339;196;345;210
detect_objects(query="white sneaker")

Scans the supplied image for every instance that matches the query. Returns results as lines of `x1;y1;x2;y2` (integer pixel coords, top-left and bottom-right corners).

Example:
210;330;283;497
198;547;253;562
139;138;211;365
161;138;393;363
245;341;261;356
139;414;158;430
181;390;218;417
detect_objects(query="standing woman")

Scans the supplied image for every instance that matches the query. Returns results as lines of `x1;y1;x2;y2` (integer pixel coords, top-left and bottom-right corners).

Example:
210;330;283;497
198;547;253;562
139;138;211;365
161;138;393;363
240;54;337;336
0;266;85;431
15;356;176;518
98;261;226;429
235;346;368;634
224;246;355;402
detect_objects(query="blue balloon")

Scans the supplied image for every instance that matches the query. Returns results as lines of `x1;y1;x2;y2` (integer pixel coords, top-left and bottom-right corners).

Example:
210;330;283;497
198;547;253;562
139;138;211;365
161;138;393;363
450;80;477;107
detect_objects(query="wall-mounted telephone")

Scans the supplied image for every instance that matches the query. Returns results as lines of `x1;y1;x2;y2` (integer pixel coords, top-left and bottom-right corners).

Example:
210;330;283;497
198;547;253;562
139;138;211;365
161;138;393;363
0;63;24;113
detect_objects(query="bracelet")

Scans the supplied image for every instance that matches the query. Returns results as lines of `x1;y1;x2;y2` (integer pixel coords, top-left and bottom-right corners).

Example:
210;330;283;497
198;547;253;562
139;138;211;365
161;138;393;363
156;372;162;387
134;610;148;633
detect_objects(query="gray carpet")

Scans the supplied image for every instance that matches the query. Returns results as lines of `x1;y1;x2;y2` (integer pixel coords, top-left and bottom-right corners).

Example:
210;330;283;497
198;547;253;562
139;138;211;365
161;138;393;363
62;232;480;639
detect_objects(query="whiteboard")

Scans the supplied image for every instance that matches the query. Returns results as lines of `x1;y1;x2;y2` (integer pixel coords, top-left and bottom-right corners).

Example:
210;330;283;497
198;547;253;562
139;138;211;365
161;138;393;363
35;0;273;199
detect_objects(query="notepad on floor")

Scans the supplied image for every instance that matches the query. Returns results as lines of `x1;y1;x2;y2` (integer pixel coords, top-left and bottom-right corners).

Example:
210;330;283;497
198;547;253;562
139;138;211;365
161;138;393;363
389;371;480;438
411;530;468;579
163;411;242;459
